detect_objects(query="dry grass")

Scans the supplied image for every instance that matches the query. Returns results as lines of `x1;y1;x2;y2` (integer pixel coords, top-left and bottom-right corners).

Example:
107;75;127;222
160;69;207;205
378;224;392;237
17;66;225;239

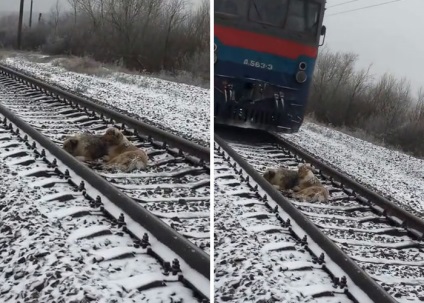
2;50;209;88
304;115;424;159
0;49;18;61
52;55;209;87
51;56;109;76
156;70;209;88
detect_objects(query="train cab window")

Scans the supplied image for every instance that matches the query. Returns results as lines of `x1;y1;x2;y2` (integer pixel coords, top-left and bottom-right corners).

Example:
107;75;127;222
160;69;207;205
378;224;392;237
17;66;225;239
248;0;289;27
286;0;306;32
287;0;321;36
215;0;240;16
306;2;320;36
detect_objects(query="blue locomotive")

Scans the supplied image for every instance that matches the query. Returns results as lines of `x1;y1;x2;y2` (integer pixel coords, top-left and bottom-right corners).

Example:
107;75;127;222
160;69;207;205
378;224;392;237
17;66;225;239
215;0;327;132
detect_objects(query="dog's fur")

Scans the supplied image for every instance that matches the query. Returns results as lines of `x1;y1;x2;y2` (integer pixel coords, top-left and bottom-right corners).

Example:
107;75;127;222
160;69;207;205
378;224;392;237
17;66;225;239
62;133;108;161
102;127;148;172
290;163;329;203
292;185;330;203
295;163;322;190
263;167;298;191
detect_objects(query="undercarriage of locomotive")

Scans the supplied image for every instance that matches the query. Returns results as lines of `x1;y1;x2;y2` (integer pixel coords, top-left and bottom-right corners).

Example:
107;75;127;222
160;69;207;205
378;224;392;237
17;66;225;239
214;75;304;133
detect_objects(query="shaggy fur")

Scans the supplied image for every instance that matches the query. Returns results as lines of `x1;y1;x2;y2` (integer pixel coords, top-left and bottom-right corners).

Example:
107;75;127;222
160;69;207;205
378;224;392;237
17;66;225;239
102;127;149;172
292;185;330;203
295;163;322;190
263;167;299;190
62;133;108;161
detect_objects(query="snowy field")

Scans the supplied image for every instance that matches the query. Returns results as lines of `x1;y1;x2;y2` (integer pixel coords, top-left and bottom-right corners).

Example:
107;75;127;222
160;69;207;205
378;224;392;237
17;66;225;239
283;121;424;217
0;54;209;146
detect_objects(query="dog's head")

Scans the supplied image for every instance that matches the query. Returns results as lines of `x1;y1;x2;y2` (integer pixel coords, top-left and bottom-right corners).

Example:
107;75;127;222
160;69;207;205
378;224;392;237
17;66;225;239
63;136;79;154
298;163;312;178
263;168;277;183
103;127;124;145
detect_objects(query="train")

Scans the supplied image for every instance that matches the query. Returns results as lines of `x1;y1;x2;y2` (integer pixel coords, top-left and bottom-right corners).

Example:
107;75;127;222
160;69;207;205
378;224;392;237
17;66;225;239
214;0;327;133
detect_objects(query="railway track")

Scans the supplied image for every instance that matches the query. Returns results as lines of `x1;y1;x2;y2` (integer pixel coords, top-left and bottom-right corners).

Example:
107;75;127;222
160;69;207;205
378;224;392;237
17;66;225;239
214;145;355;303
215;126;424;303
0;64;210;302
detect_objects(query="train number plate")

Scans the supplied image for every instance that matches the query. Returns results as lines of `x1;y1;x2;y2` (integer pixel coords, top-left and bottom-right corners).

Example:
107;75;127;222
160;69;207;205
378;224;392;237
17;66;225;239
243;59;273;70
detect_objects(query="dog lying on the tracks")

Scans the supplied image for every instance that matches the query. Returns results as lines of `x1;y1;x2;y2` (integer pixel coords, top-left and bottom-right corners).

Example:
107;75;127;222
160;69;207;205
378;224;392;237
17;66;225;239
293;163;329;203
291;185;329;203
62;128;149;172
294;163;323;190
263;163;329;203
62;133;108;161
263;166;298;191
101;127;149;172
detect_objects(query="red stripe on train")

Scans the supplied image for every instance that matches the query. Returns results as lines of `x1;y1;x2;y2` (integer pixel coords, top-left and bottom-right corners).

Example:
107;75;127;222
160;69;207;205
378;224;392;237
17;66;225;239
215;25;318;59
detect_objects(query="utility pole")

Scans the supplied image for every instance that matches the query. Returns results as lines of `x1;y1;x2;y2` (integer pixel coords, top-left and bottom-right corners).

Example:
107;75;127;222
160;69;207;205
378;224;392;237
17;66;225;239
29;0;34;28
17;0;25;49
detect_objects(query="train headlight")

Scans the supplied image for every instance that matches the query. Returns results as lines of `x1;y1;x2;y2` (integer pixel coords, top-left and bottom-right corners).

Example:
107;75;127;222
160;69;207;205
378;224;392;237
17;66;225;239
296;71;307;83
299;62;307;71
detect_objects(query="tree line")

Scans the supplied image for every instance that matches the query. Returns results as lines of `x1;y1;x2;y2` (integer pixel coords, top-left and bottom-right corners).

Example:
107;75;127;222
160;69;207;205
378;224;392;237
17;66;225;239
0;0;209;82
308;47;424;157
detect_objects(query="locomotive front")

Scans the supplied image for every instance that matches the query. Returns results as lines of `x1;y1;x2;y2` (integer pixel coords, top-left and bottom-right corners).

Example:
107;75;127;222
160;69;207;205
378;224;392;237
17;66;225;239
214;0;326;132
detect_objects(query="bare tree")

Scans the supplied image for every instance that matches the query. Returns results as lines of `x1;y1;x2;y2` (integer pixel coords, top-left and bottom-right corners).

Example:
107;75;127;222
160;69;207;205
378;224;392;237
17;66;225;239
0;0;210;82
49;0;61;35
161;0;187;69
344;64;372;126
67;0;78;24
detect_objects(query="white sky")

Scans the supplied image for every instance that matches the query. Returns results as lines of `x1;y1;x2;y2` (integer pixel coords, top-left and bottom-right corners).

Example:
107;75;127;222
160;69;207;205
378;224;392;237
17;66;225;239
0;0;70;14
0;0;203;13
323;0;424;94
1;0;422;93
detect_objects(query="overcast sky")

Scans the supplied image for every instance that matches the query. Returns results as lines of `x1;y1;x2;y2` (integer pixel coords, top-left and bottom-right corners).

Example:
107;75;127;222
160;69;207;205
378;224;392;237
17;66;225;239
0;0;70;14
0;0;201;13
1;0;422;93
324;0;424;94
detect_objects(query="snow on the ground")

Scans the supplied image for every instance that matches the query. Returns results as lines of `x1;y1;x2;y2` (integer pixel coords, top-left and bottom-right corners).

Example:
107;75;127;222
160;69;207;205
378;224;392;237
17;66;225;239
1;54;209;146
0;162;125;302
283;121;424;217
0;136;196;302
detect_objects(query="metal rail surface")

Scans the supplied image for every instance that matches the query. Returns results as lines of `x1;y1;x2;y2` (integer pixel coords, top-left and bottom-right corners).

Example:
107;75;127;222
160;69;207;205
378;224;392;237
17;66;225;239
0;67;211;300
216;125;424;302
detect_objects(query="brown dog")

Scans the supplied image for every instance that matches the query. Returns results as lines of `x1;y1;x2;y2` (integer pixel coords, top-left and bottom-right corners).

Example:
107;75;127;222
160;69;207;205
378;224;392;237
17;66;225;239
292;185;330;203
291;163;329;203
295;163;322;191
102;127;149;172
62;133;108;161
263;167;298;191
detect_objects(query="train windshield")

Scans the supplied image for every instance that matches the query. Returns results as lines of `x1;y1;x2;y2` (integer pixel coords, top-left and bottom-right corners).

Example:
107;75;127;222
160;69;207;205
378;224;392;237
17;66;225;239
249;0;289;27
287;0;320;35
215;0;241;16
249;0;321;36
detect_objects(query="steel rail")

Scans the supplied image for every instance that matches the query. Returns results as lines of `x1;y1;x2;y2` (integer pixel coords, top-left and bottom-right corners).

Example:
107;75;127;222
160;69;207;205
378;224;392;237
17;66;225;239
0;94;210;283
0;64;209;162
215;132;397;303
